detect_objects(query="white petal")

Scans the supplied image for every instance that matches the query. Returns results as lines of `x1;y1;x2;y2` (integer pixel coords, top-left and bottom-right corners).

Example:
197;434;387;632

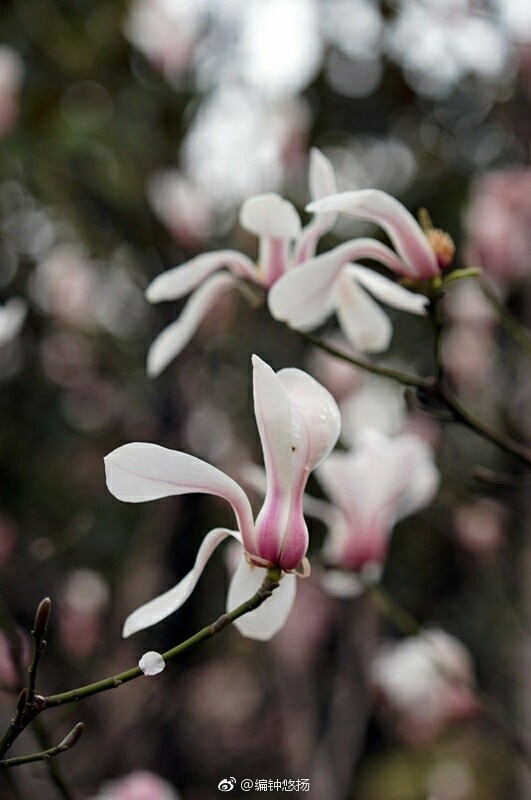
336;271;393;353
309;148;337;201
123;528;241;637
348;265;429;316
105;442;255;548
146;251;256;303
147;272;236;376
269;238;411;330
227;559;297;641
268;249;342;330
307;190;439;279
139;651;166;676
240;193;301;239
295;149;338;264
276;367;341;471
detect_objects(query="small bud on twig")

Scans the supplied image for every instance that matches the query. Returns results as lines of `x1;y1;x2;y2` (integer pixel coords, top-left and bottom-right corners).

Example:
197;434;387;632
57;723;84;752
32;598;52;643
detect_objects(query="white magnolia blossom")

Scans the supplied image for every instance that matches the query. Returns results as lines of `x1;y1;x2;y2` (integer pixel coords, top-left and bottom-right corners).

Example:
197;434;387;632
144;148;337;376
0;297;27;347
268;189;441;353
314;430;439;596
105;356;340;641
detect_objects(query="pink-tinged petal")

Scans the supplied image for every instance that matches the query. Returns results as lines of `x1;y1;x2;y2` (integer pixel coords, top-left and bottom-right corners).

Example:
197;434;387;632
123;528;241;637
336;270;393;353
252;355;294;564
147;272;236;376
146;251;257;303
347;265;429;316
227;559;297;641
240;194;302;287
295;149;337;263
105;442;255;550
268;238;411;331
307;190;439;279
274;367;341;569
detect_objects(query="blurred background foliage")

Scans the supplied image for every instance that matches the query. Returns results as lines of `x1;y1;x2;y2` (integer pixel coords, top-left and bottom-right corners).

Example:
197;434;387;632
0;1;530;798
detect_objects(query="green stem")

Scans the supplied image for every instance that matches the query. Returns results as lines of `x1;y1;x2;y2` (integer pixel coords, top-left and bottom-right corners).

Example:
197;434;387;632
479;275;531;356
299;332;431;389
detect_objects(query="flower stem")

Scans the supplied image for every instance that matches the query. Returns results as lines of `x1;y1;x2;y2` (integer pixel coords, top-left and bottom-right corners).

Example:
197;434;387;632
299;332;431;389
436;383;531;466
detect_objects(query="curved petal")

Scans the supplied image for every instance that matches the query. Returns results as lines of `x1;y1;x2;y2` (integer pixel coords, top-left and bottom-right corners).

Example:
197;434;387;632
307;190;439;279
227;559;297;641
146;251;257;303
123;528;241;637
268;238;411;331
336;270;393;353
276;367;341;472
251;355;294;563
147;272;236;377
268;249;342;331
105;442;255;549
347;265;429;316
295;149;337;264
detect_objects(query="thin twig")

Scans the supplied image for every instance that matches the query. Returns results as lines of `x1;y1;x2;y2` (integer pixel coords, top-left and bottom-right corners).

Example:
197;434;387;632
437;383;531;467
299;332;432;389
0;568;282;761
0;723;84;770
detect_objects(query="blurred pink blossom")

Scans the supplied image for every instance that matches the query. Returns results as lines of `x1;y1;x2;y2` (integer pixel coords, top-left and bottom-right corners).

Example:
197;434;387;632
147;170;214;248
371;628;478;744
464;167;531;282
90;770;180;800
123;0;196;81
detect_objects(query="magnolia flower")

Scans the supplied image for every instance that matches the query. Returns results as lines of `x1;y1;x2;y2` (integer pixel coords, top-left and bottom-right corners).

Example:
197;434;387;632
307;189;454;277
105;356;340;640
144;149;337;376
314;430;439;595
268;235;430;354
371;628;477;744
